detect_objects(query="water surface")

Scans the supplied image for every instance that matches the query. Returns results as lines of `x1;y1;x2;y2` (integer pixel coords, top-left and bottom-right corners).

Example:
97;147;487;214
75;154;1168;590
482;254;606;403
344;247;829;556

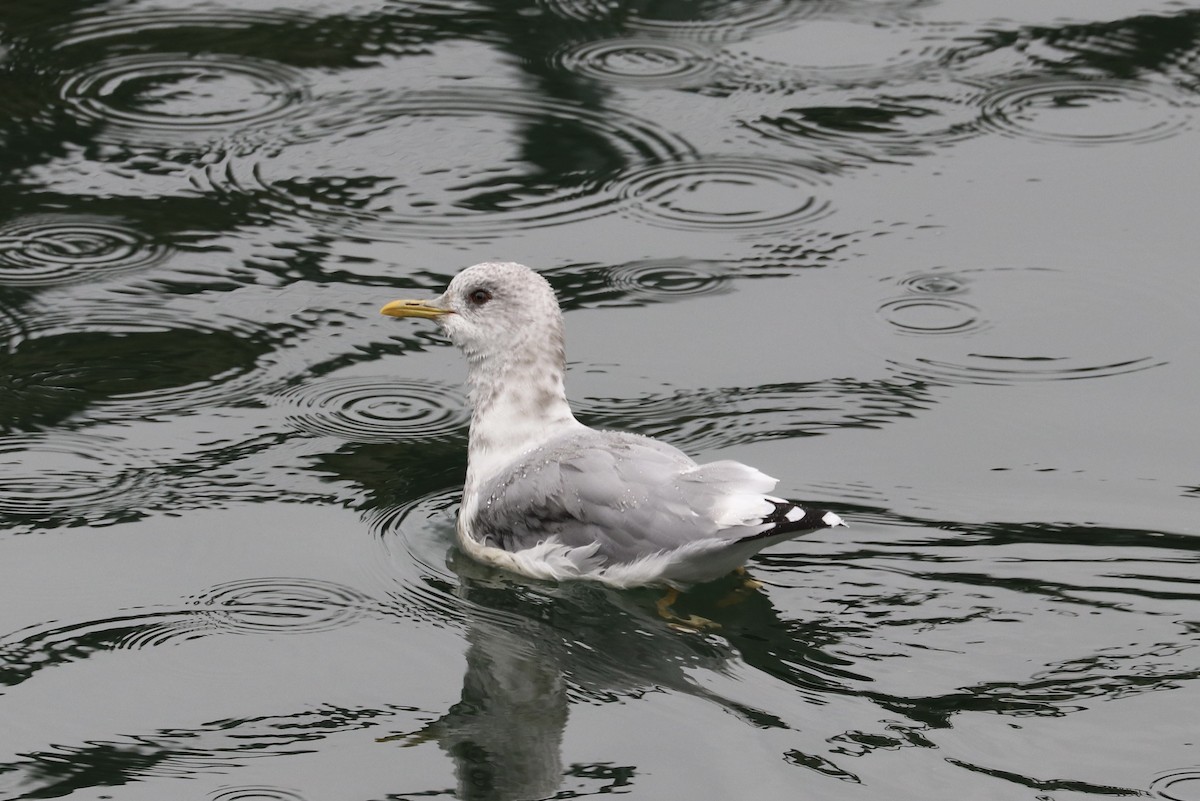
1;2;1198;800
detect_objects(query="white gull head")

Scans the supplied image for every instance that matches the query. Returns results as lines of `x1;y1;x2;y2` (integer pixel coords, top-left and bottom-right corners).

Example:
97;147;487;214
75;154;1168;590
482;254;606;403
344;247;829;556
382;262;583;503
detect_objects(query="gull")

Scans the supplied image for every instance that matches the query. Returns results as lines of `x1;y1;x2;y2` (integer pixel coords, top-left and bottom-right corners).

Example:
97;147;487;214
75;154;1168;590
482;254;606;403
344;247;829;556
380;261;844;590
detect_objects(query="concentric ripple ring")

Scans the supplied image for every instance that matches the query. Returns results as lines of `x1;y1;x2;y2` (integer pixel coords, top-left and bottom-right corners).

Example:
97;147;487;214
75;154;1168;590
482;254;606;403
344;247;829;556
209;787;309;801
60;52;309;145
878;267;1173;385
895;272;967;295
191;577;374;635
602;259;732;301
616;157;832;232
1151;769;1200;801
975;78;1190;146
877;297;985;336
538;0;817;41
275;376;468;443
553;39;718;88
0;215;167;286
0;432;151;519
192;89;696;240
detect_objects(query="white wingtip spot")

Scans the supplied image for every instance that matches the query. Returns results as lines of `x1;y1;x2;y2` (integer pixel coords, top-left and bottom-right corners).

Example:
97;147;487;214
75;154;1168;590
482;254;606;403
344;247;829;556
785;506;804;523
823;511;846;527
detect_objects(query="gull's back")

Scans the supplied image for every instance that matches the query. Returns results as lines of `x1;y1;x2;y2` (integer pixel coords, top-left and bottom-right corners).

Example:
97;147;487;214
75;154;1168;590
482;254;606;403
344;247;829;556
462;428;839;587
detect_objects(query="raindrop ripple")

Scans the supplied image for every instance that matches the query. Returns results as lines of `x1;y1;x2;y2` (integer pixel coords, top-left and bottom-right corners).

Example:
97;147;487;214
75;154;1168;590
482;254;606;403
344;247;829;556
552;38;719;88
0;432;152;521
192;89;696;240
895;271;967;295
1151;769;1200;801
60;52;309;146
209;787;308;801
877;297;985;336
878;268;1172;385
616;157;832;232
50;7;319;48
0;215;168;286
715;21;962;89
548;259;735;308
576;380;931;452
602;258;732;301
974;78;1191;146
744;87;983;158
14;303;290;419
369;487;468;626
275;376;468;443
191;577;375;635
537;0;815;41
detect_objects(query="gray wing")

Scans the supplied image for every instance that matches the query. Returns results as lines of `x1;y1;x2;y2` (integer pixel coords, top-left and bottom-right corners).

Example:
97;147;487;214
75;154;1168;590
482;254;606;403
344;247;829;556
471;429;780;565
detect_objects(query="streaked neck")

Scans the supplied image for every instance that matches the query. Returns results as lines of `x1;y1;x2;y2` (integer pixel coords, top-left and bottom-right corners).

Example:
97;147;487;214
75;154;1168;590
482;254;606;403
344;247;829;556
463;353;580;498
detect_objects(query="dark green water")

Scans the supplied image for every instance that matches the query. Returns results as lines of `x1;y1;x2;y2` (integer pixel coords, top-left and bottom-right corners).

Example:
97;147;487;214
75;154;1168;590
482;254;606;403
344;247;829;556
1;2;1198;800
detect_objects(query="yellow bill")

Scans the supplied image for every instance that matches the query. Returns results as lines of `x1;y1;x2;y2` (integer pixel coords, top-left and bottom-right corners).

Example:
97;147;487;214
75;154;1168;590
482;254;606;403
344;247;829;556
380;298;448;319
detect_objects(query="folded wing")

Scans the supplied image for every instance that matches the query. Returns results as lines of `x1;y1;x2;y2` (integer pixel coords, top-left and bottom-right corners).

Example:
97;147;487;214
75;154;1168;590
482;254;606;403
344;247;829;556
471;430;842;585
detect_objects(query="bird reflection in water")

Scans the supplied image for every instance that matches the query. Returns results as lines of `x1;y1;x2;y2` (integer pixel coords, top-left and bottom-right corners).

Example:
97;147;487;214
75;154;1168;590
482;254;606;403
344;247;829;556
377;552;856;800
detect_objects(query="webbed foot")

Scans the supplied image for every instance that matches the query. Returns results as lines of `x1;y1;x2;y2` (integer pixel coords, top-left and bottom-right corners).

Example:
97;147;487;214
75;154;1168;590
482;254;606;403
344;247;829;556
656;587;720;631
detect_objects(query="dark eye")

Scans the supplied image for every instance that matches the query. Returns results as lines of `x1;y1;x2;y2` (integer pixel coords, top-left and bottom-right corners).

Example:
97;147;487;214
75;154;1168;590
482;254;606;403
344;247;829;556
468;288;493;306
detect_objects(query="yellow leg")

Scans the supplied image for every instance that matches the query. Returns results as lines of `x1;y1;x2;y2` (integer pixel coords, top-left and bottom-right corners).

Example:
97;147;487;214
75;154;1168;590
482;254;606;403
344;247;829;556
715;568;763;607
655;587;680;619
656;587;719;631
733;566;764;589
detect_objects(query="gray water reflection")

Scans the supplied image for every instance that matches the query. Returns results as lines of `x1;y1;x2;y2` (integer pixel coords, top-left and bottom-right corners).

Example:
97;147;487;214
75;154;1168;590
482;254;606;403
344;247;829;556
377;559;866;800
1;0;1199;799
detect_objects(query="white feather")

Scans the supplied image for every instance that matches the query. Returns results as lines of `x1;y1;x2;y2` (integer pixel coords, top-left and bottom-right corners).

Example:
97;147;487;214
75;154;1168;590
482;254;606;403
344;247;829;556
385;261;845;588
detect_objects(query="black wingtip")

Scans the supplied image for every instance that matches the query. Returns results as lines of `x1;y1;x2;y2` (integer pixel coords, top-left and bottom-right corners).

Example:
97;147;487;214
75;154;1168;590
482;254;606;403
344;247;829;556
743;500;846;543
